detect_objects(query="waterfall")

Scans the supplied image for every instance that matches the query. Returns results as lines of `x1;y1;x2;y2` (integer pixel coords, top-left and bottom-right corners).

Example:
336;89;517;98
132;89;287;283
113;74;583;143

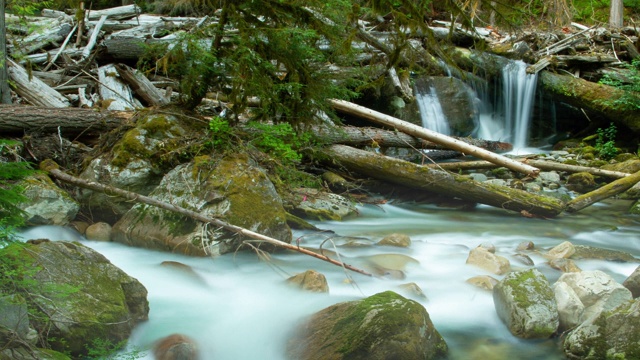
417;59;539;151
415;84;450;136
500;60;538;149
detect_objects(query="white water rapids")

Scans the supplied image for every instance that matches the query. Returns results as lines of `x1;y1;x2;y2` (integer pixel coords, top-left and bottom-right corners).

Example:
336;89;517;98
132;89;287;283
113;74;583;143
18;199;640;359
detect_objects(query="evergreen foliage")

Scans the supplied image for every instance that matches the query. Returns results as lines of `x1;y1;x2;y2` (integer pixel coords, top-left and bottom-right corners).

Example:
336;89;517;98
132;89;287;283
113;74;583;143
0;140;33;246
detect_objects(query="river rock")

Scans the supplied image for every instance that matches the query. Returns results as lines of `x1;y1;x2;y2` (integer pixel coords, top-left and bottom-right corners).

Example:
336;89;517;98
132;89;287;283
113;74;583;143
553;281;585;331
546;241;576;259
17;173;79;225
287;291;448;360
77;112;202;221
113;153;291;256
493;268;559;339
554;270;632;324
153;333;199;360
571;245;638;262
377;233;411;247
548;258;581;273
566;172;597;193
601;159;640;174
466;246;511;275
563;298;640;359
1;240;149;357
286;270;329;293
466;275;499;290
287;188;356;221
623;266;640;298
85;222;112;241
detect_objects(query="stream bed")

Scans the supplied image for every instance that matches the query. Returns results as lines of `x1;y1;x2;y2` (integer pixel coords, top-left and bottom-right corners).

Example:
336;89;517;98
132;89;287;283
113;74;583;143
19;198;640;359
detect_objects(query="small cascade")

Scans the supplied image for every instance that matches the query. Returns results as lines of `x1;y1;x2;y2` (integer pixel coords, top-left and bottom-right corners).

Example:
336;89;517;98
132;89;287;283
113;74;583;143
500;60;538;149
415;84;450;136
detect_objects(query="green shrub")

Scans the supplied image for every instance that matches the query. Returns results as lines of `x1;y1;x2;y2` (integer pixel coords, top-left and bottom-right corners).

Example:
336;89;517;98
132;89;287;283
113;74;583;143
595;123;619;160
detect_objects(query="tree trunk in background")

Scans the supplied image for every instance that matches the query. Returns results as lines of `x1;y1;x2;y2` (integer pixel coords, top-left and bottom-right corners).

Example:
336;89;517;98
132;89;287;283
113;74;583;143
0;0;11;104
609;0;624;28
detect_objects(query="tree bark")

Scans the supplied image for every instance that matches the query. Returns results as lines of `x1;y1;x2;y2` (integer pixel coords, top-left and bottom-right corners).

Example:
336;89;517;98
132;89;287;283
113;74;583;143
325;144;565;218
609;0;624;29
7;59;71;108
0;0;11;104
565;170;640;213
0;105;133;136
329;99;540;177
40;159;372;277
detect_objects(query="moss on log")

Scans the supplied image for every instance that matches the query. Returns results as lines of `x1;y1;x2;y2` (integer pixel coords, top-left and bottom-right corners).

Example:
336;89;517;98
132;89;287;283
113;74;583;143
325;145;565;218
539;71;640;134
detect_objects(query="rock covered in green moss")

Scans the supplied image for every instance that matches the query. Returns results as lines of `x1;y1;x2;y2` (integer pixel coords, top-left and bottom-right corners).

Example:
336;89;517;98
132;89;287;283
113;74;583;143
493;268;559;339
1;241;149;357
18;173;79;225
77;112;204;220
287;188;356;221
564;298;640;360
287;291;447;360
112;153;291;256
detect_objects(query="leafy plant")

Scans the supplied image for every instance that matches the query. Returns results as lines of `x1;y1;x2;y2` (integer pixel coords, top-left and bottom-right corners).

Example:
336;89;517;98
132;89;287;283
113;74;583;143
597;59;640;111
247;122;314;166
85;338;144;360
207;116;233;150
595;122;619;160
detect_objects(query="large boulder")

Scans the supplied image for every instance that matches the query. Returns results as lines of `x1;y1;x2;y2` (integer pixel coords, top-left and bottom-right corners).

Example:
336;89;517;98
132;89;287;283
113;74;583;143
623;266;640;298
0;240;149;357
18;173;79;226
113;154;291;256
563;298;640;359
554;270;632;325
77;112;204;221
493;269;559;339
287;291;448;360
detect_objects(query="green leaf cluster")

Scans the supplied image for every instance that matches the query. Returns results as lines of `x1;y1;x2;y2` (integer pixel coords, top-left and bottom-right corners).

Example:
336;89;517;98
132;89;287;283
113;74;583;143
247;122;313;166
598;59;640;111
595;122;619;160
0;140;34;245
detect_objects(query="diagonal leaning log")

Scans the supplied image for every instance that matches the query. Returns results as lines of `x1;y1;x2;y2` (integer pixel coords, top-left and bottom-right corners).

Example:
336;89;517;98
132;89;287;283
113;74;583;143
40;159;372;277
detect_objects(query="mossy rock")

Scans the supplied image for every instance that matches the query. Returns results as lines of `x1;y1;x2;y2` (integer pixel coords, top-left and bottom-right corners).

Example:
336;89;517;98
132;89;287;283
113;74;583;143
112;153;291;256
287;291;448;360
564;298;640;360
493;269;559;339
566;172;597;193
602;159;640;174
0;241;148;357
571;245;639;263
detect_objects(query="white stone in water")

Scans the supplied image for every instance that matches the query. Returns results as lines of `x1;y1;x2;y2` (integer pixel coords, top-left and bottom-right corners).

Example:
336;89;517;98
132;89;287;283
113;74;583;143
546;241;575;259
85;222;112;242
553;281;585;331
466;246;510;275
555;270;632;321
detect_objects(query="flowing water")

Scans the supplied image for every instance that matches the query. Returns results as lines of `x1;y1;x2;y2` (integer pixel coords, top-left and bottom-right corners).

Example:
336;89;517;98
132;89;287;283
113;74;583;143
18;199;640;359
419;59;540;154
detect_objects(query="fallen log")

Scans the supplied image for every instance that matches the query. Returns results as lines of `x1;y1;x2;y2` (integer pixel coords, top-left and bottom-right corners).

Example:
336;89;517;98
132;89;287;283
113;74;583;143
565;170;640;213
429;158;630;179
312;125;512;151
329;99;540;177
39;160;372;277
325;144;565;218
539;71;640;134
7;59;71;108
116;64;170;107
0;105;133;136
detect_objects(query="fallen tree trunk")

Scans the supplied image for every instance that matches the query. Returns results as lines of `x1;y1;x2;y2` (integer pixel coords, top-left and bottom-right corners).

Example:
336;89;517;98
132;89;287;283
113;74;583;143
539;71;640;134
0;105;133;136
39;159;372;276
325;144;565;218
314;125;513;152
329;99;540;177
429;158;631;179
7;59;71;108
565;170;640;213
